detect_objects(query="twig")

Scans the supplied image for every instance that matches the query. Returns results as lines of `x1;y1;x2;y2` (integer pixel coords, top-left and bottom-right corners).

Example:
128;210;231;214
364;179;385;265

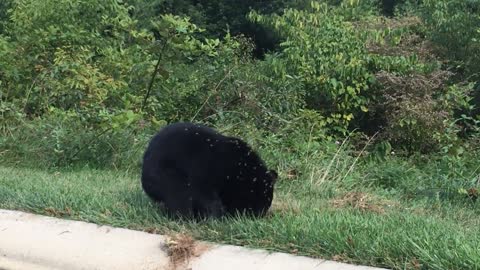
190;67;235;122
141;39;169;111
341;131;379;183
63;127;113;164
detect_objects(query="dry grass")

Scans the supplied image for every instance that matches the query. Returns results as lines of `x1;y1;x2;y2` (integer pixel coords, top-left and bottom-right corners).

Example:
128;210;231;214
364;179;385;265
357;16;438;62
371;70;458;153
270;198;302;215
353;16;422;31
331;192;397;214
166;233;196;268
376;70;452;97
165;233;211;270
44;207;73;217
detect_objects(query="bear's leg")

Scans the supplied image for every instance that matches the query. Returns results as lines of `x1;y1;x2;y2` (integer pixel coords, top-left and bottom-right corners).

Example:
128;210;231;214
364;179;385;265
163;193;194;218
151;166;195;218
141;175;165;203
192;190;225;218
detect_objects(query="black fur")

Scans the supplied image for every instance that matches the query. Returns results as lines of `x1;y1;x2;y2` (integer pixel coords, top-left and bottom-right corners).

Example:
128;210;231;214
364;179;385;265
141;122;277;219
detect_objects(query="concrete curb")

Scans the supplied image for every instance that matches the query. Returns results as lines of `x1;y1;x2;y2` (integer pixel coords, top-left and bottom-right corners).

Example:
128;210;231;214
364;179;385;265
0;209;387;270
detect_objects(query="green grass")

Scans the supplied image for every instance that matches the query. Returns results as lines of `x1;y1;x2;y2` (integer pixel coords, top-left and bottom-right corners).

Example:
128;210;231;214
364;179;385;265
1;163;479;270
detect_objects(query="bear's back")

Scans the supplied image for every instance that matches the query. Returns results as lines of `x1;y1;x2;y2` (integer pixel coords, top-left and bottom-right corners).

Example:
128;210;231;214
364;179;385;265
144;122;224;162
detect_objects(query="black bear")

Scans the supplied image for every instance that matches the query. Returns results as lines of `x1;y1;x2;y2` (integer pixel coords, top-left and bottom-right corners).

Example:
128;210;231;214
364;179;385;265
141;122;277;219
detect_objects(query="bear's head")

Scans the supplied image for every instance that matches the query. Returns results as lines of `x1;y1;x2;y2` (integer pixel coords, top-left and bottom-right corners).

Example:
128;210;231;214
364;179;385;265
220;137;278;216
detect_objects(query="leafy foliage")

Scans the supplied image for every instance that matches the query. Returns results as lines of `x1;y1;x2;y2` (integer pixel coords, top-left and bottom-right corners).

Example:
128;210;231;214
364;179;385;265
250;3;373;134
126;0;308;57
1;2;480;269
419;0;480;78
250;2;443;136
1;0;480;167
0;1;221;129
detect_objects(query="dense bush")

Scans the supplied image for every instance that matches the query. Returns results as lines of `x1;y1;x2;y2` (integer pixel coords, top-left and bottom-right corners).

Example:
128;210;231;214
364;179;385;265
0;1;226;127
126;0;311;57
250;1;462;142
1;0;480;169
419;0;480;78
1;0;145;119
416;0;480;119
251;2;374;134
0;0;309;168
373;71;472;154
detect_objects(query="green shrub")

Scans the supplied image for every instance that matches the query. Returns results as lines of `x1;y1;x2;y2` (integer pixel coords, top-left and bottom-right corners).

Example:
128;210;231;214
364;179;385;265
1;0;148;118
2;0;480;168
250;2;375;134
349;15;476;154
251;2;439;137
417;0;480;125
419;0;480;78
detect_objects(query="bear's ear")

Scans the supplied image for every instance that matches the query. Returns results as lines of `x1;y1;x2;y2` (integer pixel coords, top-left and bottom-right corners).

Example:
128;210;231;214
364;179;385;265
267;170;278;183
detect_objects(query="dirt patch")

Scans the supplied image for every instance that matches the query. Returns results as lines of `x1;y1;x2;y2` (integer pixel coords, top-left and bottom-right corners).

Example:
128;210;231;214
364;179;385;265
165;233;211;270
331;253;348;262
331;192;396;214
44;207;73;218
285;168;300;180
144;227;161;234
